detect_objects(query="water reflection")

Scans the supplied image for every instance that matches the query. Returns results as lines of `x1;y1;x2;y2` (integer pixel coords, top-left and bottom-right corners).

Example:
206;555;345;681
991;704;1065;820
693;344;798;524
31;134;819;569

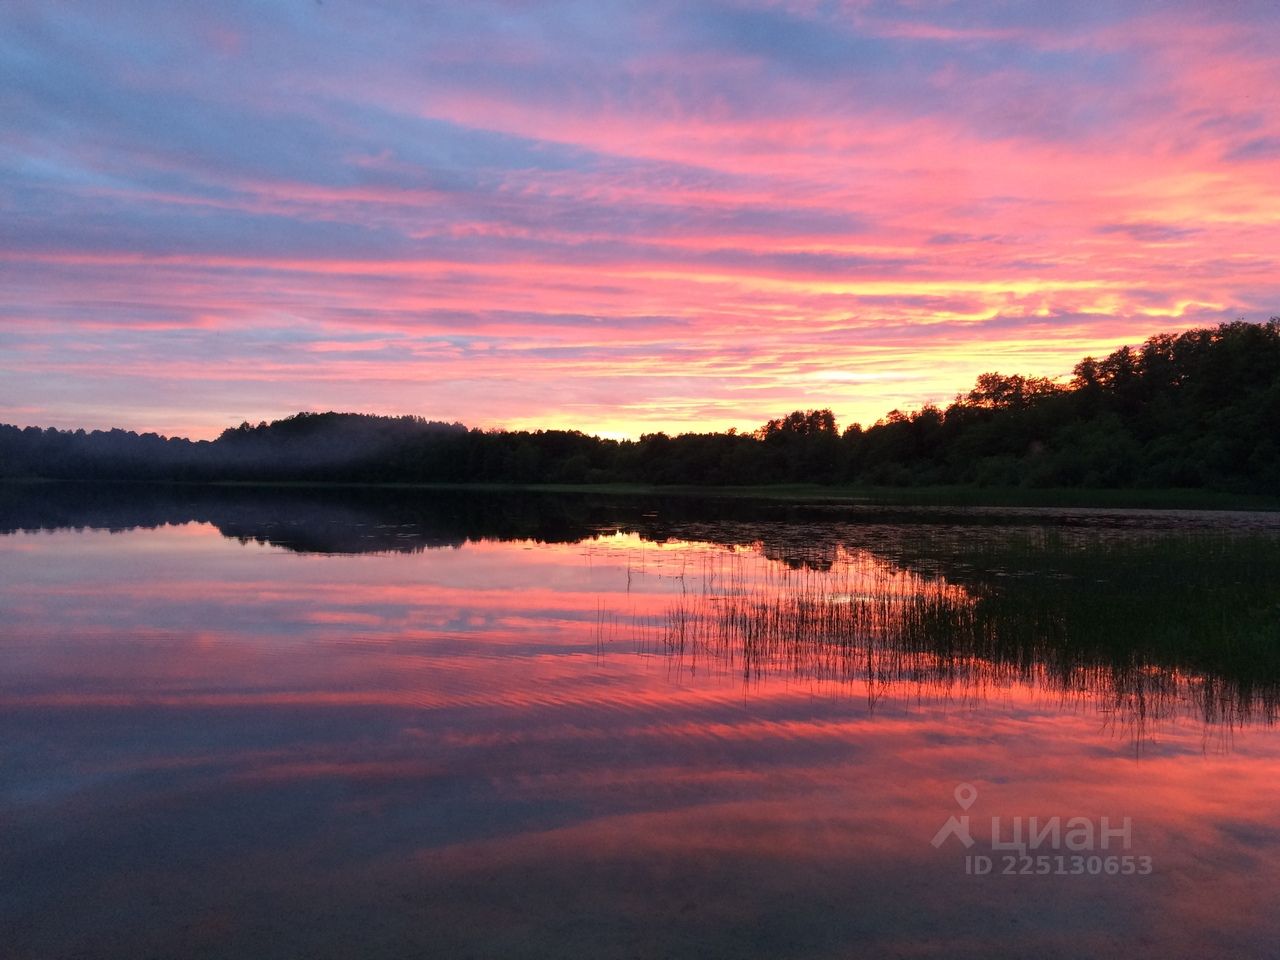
643;543;1280;737
10;482;1273;733
7;479;1279;552
3;483;1280;958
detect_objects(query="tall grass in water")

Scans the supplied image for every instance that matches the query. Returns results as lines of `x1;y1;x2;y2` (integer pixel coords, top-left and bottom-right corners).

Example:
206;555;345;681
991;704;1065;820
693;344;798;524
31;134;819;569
653;536;1280;736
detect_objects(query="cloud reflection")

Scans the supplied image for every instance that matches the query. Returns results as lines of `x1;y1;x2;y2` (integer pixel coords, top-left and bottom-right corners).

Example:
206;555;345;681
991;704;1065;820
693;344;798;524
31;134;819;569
3;495;1280;955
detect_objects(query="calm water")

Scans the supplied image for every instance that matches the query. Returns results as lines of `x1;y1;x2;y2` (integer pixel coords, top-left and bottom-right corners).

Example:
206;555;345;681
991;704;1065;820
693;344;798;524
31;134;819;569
3;485;1280;959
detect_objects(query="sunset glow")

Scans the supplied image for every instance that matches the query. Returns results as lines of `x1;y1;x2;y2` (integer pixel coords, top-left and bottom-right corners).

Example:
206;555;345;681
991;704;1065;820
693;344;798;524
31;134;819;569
3;2;1279;437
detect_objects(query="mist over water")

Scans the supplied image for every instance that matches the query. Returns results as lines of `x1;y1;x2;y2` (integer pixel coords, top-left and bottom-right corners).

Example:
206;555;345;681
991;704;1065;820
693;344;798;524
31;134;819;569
3;486;1280;958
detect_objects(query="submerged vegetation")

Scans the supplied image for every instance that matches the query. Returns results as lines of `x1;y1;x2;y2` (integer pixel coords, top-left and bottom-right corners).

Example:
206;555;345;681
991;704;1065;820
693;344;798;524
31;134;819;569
2;319;1278;493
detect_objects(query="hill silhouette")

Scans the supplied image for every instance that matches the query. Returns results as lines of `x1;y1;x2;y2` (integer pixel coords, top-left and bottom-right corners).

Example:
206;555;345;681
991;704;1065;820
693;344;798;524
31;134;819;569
2;319;1277;493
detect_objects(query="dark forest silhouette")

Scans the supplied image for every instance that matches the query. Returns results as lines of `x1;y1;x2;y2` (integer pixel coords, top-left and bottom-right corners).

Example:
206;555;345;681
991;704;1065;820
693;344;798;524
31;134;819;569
3;319;1277;492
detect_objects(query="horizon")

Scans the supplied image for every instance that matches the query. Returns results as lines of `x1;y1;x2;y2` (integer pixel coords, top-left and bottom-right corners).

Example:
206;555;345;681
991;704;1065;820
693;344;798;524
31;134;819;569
0;360;1075;441
5;316;1274;442
0;344;1095;441
4;2;1280;439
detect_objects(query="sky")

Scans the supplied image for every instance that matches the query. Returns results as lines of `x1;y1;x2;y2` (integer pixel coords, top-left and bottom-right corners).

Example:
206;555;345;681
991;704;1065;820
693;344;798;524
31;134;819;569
2;1;1278;440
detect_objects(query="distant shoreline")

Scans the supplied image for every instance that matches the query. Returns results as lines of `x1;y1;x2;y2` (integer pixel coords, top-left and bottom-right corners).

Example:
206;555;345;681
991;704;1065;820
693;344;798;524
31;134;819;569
4;477;1276;512
6;321;1278;497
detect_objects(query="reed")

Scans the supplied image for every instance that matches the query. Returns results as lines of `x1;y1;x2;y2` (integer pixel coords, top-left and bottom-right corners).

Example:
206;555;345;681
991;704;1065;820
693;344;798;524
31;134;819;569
647;534;1280;735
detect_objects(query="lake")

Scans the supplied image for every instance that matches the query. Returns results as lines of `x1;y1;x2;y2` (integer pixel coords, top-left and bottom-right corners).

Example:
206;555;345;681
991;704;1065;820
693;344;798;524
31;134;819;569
3;484;1280;959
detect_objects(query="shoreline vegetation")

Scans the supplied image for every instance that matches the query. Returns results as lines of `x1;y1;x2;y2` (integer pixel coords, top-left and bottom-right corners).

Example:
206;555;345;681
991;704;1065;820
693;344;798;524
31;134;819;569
3;477;1277;511
5;482;1278;729
3;319;1278;501
652;539;1280;732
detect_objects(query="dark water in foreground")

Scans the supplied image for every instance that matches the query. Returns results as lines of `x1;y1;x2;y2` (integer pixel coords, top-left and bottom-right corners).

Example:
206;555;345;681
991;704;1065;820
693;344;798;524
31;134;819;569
3;485;1280;959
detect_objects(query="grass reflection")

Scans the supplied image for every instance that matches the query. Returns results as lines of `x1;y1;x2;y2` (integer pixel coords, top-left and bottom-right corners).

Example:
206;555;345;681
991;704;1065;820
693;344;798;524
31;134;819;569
649;535;1280;737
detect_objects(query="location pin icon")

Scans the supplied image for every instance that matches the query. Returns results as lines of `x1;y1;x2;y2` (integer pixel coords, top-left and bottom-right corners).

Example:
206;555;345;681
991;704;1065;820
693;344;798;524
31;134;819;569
954;782;978;810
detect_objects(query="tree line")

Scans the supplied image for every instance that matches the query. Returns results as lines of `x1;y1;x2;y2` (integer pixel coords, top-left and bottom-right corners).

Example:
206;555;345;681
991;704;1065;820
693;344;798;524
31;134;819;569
2;319;1277;492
